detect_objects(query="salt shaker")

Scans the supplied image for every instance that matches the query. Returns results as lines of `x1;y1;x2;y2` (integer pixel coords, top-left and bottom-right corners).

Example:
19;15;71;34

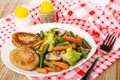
39;1;56;23
15;5;32;31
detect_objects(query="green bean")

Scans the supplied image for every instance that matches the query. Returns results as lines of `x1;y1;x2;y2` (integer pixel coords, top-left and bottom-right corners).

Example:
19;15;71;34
75;42;82;47
82;38;92;49
57;41;70;46
80;46;87;58
70;31;76;38
39;43;49;68
44;60;56;70
36;31;44;39
39;31;44;39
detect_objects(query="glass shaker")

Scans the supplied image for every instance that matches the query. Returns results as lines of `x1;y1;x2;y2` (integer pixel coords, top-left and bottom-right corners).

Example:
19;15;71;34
39;1;56;23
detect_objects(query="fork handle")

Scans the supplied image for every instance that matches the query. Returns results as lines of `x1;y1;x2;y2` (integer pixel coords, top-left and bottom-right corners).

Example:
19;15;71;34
80;57;99;80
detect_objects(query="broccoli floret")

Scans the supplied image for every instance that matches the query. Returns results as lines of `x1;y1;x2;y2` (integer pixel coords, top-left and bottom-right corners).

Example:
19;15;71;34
62;48;82;66
45;29;56;51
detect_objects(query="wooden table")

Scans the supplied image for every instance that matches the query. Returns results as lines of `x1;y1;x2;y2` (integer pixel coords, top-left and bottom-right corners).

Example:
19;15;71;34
0;0;120;80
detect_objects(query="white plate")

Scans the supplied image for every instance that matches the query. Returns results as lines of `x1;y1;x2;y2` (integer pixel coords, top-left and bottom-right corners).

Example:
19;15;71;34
1;23;97;76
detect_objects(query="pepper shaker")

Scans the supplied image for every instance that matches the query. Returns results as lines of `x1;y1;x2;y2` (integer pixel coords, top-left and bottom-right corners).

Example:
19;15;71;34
39;1;56;23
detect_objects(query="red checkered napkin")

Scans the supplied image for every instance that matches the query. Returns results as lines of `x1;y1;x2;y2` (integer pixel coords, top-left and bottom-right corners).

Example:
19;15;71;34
29;0;120;80
104;0;120;25
87;0;120;26
0;0;120;80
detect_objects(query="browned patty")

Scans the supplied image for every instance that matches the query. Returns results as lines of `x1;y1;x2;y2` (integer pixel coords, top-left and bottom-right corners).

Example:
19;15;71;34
12;32;40;47
10;47;39;70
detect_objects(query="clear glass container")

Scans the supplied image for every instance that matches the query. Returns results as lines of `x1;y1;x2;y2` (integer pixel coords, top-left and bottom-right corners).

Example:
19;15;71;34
40;10;56;23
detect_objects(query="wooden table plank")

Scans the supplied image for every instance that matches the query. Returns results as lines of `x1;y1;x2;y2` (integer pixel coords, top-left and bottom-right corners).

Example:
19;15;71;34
117;59;120;80
95;63;116;80
0;0;22;18
0;0;119;80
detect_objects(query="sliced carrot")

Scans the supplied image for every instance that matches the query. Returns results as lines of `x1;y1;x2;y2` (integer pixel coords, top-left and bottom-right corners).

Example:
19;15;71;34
45;67;54;72
45;67;62;72
33;39;45;47
39;43;45;51
53;45;76;51
53;46;68;51
63;36;82;43
50;61;69;70
56;67;62;72
36;68;48;74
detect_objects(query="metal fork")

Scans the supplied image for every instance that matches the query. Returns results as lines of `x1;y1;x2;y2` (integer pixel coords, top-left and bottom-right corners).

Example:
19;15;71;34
80;31;118;80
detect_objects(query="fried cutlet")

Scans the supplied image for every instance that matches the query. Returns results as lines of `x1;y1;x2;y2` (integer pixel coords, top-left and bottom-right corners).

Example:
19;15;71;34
10;47;39;70
12;32;40;47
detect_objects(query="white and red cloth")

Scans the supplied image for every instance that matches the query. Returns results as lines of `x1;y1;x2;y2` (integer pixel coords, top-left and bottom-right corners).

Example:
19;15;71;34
0;0;120;80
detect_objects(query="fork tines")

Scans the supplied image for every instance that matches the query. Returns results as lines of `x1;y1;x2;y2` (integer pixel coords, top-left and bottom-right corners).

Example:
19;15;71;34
100;31;118;52
105;31;117;46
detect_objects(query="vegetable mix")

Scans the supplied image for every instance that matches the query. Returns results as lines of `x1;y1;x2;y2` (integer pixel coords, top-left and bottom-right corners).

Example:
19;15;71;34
33;28;91;73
